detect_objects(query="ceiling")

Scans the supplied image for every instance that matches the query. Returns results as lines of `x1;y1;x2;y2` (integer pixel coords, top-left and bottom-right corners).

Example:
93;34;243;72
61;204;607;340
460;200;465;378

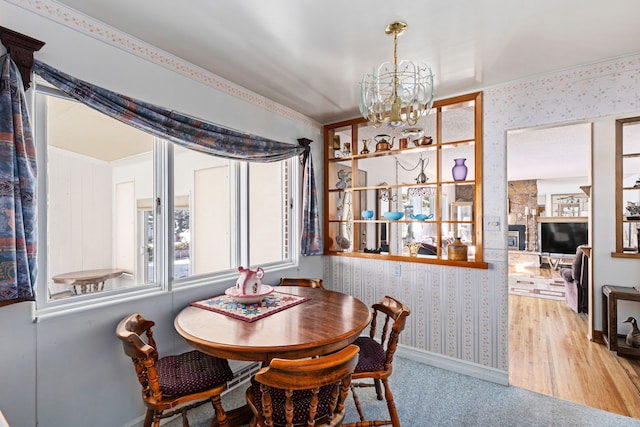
507;123;591;181
40;1;640;180
51;0;640;125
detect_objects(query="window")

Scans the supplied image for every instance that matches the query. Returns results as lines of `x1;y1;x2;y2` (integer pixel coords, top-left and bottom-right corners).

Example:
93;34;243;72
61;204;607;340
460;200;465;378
38;90;156;301
249;161;290;265
174;144;234;278
614;117;640;256
36;87;296;308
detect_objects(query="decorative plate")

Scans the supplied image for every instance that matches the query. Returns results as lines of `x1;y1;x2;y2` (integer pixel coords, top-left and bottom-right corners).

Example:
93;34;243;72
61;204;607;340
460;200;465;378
225;284;274;304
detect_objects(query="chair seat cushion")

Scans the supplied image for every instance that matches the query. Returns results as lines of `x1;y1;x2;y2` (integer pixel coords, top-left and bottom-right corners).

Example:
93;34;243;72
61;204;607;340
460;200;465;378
156;350;233;397
251;379;337;425
353;336;386;372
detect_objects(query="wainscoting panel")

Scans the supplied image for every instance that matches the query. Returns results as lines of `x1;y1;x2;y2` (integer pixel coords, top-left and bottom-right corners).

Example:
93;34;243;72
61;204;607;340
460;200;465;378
325;254;508;371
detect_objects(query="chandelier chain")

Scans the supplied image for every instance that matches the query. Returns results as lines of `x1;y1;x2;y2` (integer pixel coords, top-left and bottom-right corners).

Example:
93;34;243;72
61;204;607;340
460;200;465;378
393;31;399;99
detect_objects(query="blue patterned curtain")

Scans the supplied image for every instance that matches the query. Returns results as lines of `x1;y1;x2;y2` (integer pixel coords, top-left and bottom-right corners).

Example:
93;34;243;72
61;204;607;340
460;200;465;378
31;60;322;257
32;60;304;162
0;54;37;304
301;152;323;255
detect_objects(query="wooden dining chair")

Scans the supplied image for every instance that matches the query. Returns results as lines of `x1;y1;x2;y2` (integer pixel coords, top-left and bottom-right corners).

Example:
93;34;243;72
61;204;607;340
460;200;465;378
345;296;410;427
278;277;324;289
116;313;233;427
246;344;360;427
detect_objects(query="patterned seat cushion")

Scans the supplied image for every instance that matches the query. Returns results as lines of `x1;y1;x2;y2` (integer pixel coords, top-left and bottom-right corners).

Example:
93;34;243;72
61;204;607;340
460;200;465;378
156;350;233;397
251;378;337;425
353;336;386;372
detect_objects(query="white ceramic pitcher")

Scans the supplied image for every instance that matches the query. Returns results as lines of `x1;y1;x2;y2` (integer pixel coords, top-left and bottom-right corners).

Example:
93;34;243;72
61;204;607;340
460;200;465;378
235;266;264;295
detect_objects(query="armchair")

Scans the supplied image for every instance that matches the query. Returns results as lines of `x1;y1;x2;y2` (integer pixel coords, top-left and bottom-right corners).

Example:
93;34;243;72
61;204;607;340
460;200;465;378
559;246;588;314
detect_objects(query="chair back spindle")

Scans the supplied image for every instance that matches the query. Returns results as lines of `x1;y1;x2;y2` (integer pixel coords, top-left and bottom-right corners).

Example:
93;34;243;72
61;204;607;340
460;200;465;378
345;296;410;427
116;313;233;427
247;344;359;426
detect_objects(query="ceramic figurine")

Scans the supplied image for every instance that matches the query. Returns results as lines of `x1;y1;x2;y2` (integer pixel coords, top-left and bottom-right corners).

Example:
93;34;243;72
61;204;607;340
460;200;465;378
623;317;640;348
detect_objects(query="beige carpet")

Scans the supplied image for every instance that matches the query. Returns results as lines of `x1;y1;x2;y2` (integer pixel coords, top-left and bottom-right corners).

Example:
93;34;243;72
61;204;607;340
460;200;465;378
508;273;566;301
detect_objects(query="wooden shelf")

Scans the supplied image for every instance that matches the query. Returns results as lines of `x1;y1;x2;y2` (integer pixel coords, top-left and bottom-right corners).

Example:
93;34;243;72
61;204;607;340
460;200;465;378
323;92;484;267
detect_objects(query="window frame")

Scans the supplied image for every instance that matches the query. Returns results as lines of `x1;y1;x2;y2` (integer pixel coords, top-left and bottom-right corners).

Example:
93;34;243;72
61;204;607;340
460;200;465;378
613;116;640;258
34;84;300;314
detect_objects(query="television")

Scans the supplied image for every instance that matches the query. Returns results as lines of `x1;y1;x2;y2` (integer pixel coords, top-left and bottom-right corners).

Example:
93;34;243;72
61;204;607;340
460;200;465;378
540;221;588;255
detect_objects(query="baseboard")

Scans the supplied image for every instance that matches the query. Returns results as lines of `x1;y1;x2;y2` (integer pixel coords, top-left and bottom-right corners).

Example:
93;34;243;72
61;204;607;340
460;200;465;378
396;344;509;386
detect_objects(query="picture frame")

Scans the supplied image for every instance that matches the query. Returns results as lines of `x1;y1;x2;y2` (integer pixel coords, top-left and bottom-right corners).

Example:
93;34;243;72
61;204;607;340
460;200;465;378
507;231;519;250
508;225;526;250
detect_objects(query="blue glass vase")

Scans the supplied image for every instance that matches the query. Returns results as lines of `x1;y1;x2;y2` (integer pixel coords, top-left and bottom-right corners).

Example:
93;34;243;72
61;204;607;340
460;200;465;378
452;158;468;181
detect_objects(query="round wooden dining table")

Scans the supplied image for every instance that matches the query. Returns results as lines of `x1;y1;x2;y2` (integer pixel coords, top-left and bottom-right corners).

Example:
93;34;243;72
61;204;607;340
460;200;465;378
175;286;371;426
174;286;372;363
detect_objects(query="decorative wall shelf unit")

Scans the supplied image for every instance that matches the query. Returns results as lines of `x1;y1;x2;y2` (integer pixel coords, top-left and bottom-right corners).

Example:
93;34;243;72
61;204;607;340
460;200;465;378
323;92;487;268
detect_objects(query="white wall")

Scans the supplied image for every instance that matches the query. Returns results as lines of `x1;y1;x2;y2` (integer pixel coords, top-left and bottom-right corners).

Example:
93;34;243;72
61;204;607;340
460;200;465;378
47;148;113;287
537;176;590;215
0;2;322;427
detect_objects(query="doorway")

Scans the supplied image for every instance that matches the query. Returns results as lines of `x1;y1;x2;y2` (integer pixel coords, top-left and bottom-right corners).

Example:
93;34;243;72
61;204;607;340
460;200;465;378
506;122;592;391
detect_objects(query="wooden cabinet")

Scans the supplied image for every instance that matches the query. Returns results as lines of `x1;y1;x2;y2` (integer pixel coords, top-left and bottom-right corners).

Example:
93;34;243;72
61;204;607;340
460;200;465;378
323;92;487;268
602;285;640;357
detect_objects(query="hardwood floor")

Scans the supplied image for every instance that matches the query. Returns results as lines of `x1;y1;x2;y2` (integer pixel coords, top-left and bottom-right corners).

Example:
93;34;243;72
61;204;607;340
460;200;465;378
509;280;640;419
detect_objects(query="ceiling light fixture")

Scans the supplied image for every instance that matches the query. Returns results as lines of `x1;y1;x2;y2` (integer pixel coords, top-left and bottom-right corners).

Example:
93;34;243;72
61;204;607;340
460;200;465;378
359;21;434;128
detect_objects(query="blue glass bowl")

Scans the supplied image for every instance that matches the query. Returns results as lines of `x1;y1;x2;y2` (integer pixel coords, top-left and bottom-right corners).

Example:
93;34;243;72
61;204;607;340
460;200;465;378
361;210;374;219
383;212;404;220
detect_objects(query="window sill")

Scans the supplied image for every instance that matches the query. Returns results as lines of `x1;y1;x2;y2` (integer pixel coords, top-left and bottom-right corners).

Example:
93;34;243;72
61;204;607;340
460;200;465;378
34;286;164;322
611;252;640;259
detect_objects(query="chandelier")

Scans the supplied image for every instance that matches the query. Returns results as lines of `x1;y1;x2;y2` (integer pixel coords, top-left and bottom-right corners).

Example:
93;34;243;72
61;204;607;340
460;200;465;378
359;21;434;128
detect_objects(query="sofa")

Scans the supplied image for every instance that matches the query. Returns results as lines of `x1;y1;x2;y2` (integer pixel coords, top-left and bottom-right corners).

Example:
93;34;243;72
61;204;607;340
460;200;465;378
559;246;588;313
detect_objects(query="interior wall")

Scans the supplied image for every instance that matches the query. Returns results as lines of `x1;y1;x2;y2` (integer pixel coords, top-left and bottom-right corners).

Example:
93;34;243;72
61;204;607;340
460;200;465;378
537;177;590;217
485;59;640;339
328;52;640;378
47;147;113;278
0;2;322;427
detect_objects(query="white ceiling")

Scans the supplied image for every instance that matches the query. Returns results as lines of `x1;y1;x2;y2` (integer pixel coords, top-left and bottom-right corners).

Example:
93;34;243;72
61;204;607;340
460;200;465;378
46;95;153;162
41;1;640;179
51;0;640;125
507;123;591;181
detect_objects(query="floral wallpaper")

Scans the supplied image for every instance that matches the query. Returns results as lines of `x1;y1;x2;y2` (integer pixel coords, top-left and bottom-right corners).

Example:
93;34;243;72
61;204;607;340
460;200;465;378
329;53;640;374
